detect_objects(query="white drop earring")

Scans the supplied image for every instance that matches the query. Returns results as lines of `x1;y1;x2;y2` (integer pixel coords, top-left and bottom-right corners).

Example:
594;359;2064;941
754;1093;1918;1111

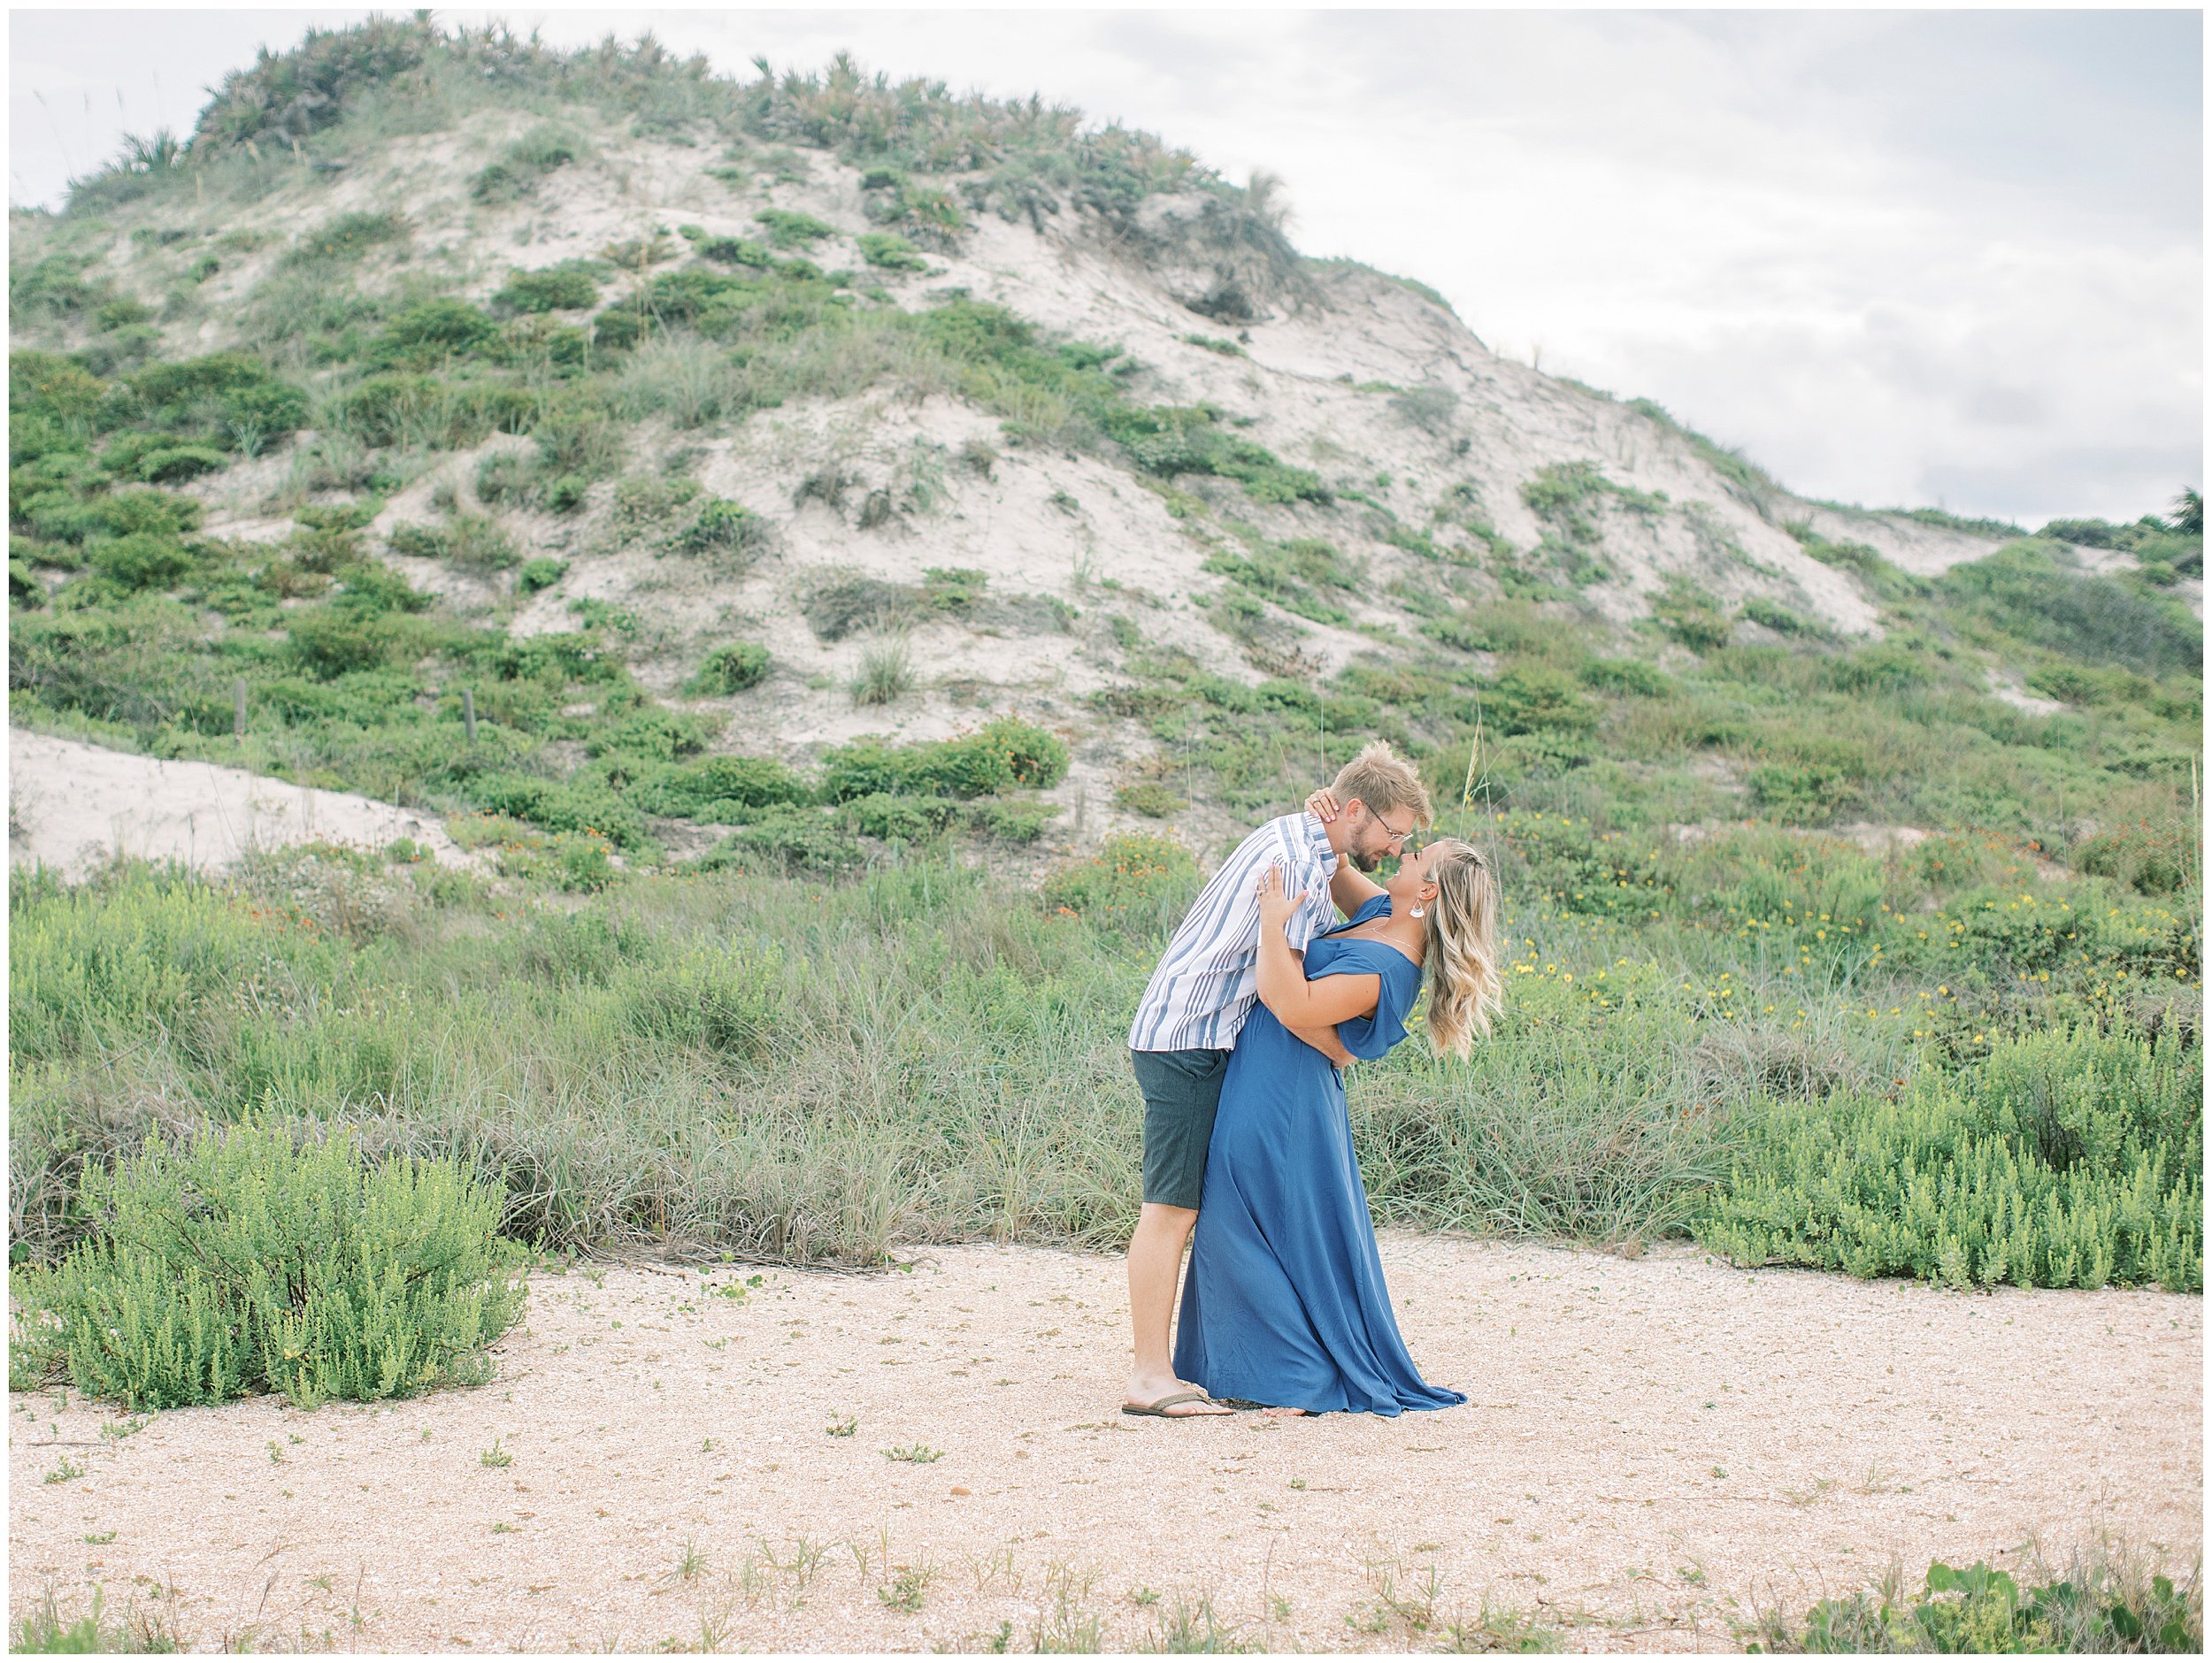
1408;900;1425;918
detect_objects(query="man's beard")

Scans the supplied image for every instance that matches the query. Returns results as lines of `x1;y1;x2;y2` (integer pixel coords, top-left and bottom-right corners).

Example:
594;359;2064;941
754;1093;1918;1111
1348;847;1380;874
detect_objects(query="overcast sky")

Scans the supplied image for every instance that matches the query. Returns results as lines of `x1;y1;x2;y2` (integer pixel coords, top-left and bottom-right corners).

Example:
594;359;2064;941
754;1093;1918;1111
10;7;2201;525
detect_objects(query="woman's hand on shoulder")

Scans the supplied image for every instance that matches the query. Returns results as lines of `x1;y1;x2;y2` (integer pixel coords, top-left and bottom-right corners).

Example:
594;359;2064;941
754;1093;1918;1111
1305;787;1341;823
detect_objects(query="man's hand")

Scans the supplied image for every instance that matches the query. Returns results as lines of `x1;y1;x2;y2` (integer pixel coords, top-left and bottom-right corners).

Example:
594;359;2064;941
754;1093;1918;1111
1291;1023;1356;1069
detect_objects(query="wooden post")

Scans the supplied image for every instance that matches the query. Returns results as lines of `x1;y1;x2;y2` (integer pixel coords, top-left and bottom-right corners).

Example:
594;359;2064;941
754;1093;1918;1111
234;678;248;739
462;686;478;743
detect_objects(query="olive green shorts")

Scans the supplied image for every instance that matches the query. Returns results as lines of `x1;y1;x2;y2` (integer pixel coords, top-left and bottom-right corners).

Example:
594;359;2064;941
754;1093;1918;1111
1131;1046;1232;1211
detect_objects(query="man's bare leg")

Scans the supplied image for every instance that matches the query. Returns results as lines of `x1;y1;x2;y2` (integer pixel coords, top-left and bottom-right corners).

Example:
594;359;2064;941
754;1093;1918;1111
1125;1202;1230;1415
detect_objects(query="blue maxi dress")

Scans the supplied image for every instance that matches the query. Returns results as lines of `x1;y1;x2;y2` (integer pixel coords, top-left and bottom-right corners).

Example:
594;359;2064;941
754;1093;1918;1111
1171;894;1468;1415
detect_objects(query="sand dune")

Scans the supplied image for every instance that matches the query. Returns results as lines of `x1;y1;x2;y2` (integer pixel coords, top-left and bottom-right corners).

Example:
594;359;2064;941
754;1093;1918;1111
8;731;469;881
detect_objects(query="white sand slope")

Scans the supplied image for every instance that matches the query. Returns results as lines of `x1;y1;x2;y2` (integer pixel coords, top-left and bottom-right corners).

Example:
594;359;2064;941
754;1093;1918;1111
8;731;469;881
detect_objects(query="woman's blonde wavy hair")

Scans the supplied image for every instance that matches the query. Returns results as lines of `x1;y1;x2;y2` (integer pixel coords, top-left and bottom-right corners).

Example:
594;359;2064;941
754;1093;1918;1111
1416;838;1502;1059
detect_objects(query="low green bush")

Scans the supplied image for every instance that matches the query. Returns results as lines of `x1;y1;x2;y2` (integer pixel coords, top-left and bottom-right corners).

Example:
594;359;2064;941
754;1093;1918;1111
278;210;410;269
1115;782;1181;818
87;532;195;592
755;208;834;248
689;640;771;694
840;792;964;841
626;755;813;822
493;264;602;314
664;497;769;565
1752;1553;2200;1655
1039;833;1200;934
516;556;567;594
1694;1031;2201;1291
10;1120;524;1410
470;125;581;203
1653;579;1732;653
472;773;648;848
387;512;518;572
857;233;926;272
821;717;1070;801
697;807;864;877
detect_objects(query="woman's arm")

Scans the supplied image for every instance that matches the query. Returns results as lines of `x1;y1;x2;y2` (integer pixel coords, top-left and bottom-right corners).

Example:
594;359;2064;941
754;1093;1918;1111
1279;948;1356;1065
1305;787;1386;917
1255;866;1381;1029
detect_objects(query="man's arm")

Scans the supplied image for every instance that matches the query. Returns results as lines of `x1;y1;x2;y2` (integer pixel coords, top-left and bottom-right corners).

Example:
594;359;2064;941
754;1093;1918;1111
1288;1019;1356;1068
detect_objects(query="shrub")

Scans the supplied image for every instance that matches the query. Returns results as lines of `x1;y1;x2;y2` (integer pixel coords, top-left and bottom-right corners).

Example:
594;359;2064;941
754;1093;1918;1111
2074;818;2200;896
698;807;864;877
387;512;518;573
841;792;964;841
1754;1552;2202;1655
516;556;568;594
857;233;926;272
470;125;581;203
119;443;228;485
1748;761;1856;824
287;604;424;678
117;352;310;450
1484;666;1600;739
1741;596;1821;638
329;373;490;449
278;210;410;268
87;532;194;592
821;718;1070;801
1039;833;1200;934
1115;782;1182;818
472;772;648;848
626;755;812;821
593;309;649;352
690;640;771;694
970;799;1056;844
696;236;776;269
494;265;602;314
664;497;768;565
755;208;834;248
10;1120;524;1410
1693;1031;2201;1291
1579;657;1672;697
368;300;500;369
1652;579;1732;653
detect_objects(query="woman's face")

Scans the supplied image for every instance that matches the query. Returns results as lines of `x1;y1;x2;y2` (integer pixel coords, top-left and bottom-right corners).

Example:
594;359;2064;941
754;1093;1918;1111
1386;842;1440;907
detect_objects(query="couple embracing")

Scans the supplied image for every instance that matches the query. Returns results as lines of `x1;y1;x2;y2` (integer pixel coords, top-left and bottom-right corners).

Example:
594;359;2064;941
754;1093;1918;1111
1121;741;1503;1420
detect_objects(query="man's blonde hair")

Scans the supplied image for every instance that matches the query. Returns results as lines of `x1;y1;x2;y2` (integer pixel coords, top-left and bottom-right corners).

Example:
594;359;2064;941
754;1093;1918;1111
1330;740;1433;827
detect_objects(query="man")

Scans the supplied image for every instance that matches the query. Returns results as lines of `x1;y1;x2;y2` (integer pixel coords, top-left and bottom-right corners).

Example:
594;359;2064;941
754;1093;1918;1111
1121;741;1436;1416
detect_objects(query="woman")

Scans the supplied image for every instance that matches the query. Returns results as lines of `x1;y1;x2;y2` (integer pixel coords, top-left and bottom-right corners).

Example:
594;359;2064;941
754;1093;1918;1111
1171;822;1502;1416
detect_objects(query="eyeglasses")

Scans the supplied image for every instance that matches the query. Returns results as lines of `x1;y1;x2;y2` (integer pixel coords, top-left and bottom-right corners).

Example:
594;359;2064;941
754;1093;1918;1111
1375;812;1419;851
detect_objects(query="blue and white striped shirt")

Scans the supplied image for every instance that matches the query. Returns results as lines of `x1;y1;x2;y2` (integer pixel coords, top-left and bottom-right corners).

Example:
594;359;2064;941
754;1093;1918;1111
1128;812;1340;1053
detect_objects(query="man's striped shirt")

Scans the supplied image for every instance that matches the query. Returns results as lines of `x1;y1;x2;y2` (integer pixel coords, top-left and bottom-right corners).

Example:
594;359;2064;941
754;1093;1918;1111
1128;812;1340;1053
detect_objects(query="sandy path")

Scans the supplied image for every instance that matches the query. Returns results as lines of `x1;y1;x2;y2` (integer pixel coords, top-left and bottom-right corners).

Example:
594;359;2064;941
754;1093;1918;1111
8;732;472;880
10;1238;2200;1653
